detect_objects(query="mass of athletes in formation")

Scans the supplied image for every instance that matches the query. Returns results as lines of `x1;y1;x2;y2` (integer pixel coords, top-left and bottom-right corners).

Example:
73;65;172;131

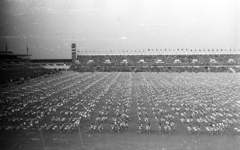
0;72;240;135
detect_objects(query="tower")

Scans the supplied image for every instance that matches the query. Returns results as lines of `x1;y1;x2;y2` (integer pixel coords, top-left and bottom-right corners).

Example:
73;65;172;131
71;43;76;63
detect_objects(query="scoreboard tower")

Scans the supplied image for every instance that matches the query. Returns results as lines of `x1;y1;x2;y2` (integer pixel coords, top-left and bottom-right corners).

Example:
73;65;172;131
71;43;76;63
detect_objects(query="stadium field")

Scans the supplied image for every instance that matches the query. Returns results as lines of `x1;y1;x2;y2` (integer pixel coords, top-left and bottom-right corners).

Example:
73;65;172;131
0;72;240;150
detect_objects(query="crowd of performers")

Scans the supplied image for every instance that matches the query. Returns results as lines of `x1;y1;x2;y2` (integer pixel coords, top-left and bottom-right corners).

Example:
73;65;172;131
89;102;130;133
0;72;240;135
89;75;132;133
0;72;119;133
134;73;240;134
88;72;240;135
135;77;176;134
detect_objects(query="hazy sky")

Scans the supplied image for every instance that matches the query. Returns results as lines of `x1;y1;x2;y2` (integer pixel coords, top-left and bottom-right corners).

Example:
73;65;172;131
0;0;239;59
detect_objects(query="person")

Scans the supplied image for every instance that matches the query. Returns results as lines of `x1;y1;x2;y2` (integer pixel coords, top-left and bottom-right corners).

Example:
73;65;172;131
125;122;129;130
146;122;151;133
138;123;143;133
98;123;103;132
89;123;95;133
74;120;80;127
158;123;162;134
112;115;117;123
144;115;149;123
111;122;116;133
120;121;125;131
187;125;192;134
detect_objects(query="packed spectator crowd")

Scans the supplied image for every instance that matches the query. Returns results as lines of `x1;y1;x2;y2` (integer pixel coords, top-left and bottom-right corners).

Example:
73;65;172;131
76;54;240;66
71;54;240;72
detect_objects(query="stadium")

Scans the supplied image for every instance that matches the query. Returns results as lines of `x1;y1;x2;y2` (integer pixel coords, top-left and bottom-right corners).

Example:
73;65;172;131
1;0;240;150
71;48;240;73
0;43;240;150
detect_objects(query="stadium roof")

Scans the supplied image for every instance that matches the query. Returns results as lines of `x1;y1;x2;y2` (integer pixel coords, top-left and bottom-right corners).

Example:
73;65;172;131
31;59;71;63
0;53;31;56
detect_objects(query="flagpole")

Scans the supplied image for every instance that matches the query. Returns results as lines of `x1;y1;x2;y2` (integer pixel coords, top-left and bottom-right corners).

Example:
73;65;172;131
6;42;8;61
27;45;29;63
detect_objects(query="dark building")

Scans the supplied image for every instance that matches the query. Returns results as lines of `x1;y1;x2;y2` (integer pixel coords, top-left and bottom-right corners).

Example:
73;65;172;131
0;50;31;62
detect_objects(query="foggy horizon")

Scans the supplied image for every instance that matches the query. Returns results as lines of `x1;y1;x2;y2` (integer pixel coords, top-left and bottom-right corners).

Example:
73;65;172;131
0;0;239;59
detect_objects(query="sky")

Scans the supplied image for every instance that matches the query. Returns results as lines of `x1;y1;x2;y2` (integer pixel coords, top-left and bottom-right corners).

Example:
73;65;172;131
0;0;239;59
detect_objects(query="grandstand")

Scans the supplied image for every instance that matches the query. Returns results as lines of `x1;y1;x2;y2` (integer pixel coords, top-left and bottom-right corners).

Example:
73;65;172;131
71;51;240;72
0;50;31;62
0;50;63;86
0;62;60;85
31;59;71;70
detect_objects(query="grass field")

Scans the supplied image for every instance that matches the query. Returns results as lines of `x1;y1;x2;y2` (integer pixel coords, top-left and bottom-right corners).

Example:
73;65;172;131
0;72;240;150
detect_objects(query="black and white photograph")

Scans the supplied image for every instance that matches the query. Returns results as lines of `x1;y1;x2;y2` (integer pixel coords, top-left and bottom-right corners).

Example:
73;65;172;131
0;0;240;150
